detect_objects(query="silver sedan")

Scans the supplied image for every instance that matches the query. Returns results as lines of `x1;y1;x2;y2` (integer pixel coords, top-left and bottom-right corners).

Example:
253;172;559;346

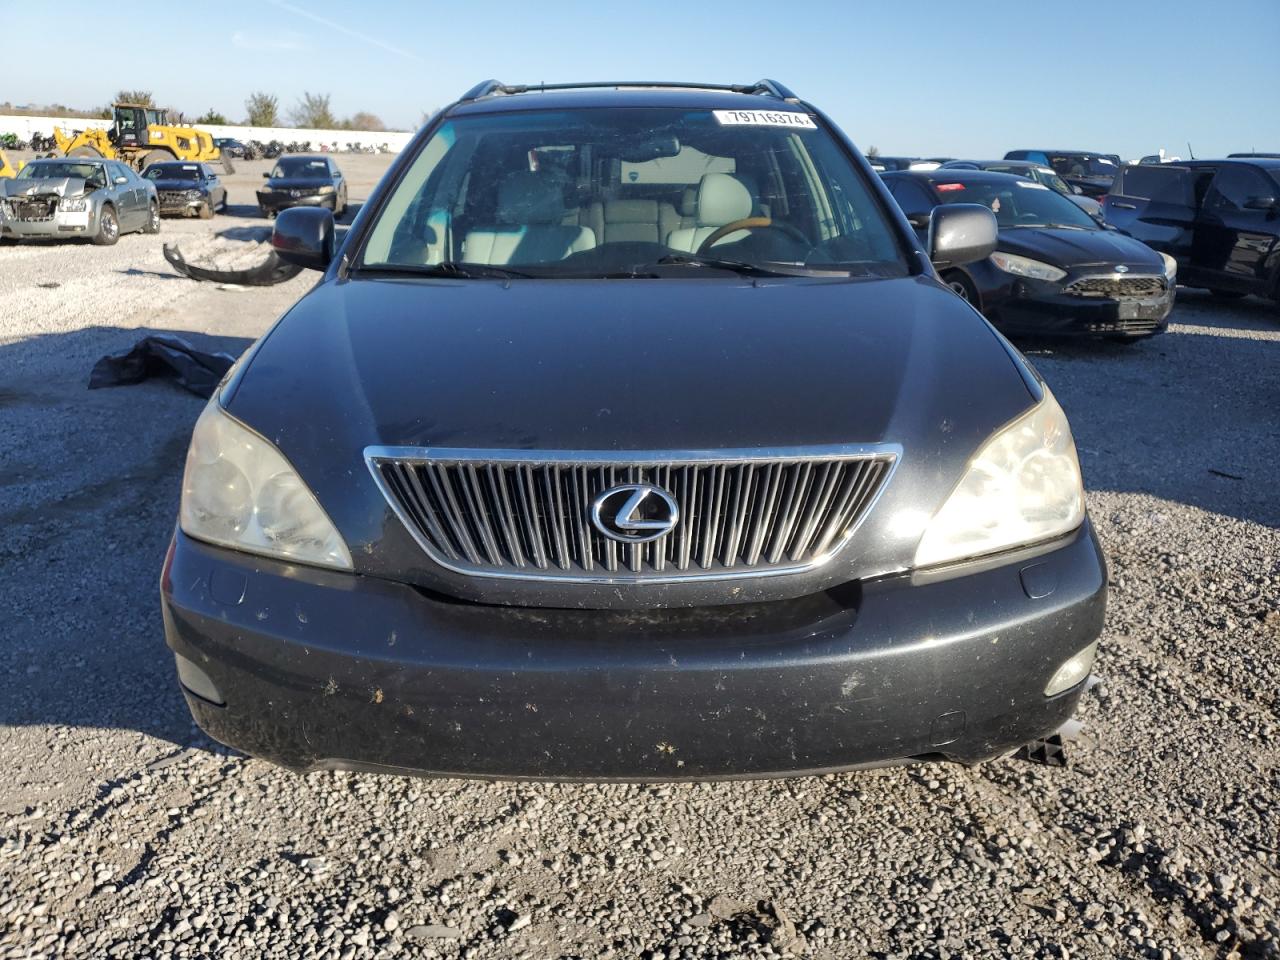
0;157;159;244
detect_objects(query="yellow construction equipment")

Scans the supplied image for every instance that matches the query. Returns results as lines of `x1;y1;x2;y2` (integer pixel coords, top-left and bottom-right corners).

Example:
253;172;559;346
52;102;231;172
0;149;20;178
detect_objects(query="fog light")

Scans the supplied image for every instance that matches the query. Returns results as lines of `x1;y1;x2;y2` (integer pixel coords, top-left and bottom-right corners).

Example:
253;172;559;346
1044;641;1098;697
174;653;225;706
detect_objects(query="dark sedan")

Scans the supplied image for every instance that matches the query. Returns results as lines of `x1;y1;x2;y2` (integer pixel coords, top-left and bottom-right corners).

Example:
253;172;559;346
143;162;227;218
884;170;1176;339
257;155;347;218
162;80;1106;781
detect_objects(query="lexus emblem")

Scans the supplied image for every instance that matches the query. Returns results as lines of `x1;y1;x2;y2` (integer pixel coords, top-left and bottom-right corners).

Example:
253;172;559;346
1115;264;1130;273
590;483;679;543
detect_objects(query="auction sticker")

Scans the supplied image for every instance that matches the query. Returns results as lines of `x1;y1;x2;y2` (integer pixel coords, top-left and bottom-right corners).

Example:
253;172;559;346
713;110;816;129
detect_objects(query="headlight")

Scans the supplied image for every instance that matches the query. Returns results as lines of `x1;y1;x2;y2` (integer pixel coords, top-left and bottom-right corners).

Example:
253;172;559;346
180;403;352;570
914;387;1084;568
990;252;1067;283
1159;252;1177;280
184;189;203;200
317;185;336;195
59;196;88;212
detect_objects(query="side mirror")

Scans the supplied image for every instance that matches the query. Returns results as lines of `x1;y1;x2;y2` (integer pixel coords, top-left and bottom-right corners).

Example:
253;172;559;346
114;176;129;185
928;204;998;267
262;171;270;178
1244;195;1277;211
272;207;335;271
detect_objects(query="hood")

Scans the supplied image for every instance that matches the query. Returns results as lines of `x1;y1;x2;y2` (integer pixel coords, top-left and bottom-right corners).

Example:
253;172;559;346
0;177;87;198
264;177;331;191
150;178;207;191
224;275;1040;605
997;226;1164;270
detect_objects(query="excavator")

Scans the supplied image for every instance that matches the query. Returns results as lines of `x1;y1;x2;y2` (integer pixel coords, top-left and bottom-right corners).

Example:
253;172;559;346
52;102;232;173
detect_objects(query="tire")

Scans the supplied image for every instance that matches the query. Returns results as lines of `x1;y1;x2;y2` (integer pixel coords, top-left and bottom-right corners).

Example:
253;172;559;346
140;149;176;171
197;200;213;220
943;271;981;309
92;205;119;246
68;146;102;159
143;200;160;234
1208;289;1247;300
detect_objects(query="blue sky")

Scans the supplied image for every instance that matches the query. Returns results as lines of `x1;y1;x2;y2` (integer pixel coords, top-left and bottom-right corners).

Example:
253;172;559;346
3;0;1277;159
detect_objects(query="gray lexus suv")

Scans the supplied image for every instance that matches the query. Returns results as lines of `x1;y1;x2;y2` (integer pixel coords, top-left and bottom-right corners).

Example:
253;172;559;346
162;80;1106;780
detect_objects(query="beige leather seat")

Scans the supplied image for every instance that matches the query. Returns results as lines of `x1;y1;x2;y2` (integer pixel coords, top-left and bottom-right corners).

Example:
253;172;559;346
462;171;596;265
665;173;755;252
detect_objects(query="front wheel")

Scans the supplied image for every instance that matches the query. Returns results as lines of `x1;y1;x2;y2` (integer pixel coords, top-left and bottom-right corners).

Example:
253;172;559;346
943;271;980;308
143;200;160;234
93;205;119;245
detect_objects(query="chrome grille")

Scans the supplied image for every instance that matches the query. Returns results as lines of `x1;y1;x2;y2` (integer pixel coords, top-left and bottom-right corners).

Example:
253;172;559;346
368;447;897;582
159;190;190;203
1065;275;1166;300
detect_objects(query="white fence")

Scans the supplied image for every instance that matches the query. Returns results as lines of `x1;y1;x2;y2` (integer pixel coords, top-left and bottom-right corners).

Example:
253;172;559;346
0;115;414;152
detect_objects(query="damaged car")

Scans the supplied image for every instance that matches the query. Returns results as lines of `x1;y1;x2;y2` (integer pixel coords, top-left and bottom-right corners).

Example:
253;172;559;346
144;161;228;219
884;169;1175;339
0;157;158;244
163;79;1107;781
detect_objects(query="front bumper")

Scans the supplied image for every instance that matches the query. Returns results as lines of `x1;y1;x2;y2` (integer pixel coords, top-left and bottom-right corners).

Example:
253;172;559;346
987;276;1175;338
162;520;1108;780
257;191;333;213
158;195;208;216
0;206;95;237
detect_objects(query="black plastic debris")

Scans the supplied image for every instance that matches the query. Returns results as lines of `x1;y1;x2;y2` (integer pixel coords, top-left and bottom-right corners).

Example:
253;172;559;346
1016;733;1068;767
88;335;236;398
163;242;302;286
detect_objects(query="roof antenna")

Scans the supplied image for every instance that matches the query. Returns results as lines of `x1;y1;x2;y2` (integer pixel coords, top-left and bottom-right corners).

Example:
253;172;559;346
1186;140;1195;160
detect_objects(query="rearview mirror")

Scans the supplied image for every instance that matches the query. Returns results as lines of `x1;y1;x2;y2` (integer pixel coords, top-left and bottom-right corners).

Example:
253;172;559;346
272;207;335;272
928;204;998;268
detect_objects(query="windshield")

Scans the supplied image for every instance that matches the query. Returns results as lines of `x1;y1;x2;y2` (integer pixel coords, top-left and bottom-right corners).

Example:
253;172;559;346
1048;154;1117;179
19;162;104;182
359;107;908;278
271;158;329;179
145;165;201;181
935;179;1098;229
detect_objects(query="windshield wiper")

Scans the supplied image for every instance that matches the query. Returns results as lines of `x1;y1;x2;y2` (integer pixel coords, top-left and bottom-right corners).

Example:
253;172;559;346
654;254;850;278
355;261;538;279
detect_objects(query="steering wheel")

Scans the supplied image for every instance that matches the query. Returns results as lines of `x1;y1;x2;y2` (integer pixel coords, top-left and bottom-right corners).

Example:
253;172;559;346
696;217;810;254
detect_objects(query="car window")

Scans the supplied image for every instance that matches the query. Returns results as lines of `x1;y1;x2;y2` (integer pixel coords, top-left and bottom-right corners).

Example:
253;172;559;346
1205;166;1274;212
1115;165;1189;203
934;178;1098;229
1048;154;1117;178
271;158;330;179
887;179;933;218
359;107;909;278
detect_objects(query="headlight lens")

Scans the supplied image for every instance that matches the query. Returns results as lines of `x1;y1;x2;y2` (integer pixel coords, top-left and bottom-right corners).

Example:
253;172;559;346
990;252;1067;283
185;188;203;200
1159;252;1177;280
59;196;88;212
317;184;336;195
914;387;1084;568
180;403;352;570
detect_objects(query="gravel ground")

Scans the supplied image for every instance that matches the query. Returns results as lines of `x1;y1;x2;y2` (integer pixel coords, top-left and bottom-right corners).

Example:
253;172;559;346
0;170;1277;960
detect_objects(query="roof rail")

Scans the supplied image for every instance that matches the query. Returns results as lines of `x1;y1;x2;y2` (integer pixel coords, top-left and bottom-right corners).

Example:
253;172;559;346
457;79;799;103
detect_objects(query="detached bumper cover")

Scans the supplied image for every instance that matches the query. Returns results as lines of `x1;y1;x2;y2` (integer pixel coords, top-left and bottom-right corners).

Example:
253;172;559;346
161;524;1107;780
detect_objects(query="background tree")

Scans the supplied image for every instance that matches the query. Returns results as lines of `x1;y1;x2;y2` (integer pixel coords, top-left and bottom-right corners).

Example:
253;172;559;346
866;145;880;158
289;92;336;129
345;111;385;132
114;89;155;106
244;92;279;127
195;109;227;125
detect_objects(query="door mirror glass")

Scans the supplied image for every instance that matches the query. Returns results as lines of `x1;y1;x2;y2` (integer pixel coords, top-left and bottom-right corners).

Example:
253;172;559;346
928;204;998;268
272;207;335;271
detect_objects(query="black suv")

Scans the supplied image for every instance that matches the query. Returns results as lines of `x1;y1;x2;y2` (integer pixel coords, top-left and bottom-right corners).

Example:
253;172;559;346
1104;159;1280;304
162;80;1107;780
